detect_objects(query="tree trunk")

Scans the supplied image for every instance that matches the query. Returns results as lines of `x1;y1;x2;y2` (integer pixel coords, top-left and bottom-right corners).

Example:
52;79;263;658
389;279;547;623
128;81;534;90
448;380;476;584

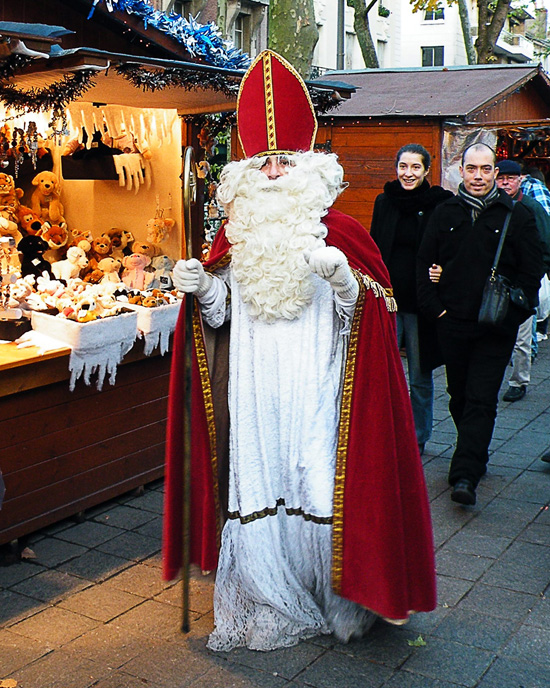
457;0;476;64
347;0;380;68
475;0;512;63
268;0;319;79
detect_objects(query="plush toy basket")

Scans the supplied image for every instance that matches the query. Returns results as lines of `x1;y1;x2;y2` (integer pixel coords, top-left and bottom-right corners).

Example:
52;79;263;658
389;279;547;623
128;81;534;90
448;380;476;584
31;309;139;390
124;301;181;356
31;309;138;349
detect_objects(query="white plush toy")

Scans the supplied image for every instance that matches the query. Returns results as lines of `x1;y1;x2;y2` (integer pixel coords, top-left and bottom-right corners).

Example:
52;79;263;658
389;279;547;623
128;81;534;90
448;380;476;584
51;246;89;282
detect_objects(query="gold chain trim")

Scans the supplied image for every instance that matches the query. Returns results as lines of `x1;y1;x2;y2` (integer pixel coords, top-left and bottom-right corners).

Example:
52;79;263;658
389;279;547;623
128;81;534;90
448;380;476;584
228;497;332;525
359;271;397;313
263;52;277;152
331;275;365;592
192;304;222;547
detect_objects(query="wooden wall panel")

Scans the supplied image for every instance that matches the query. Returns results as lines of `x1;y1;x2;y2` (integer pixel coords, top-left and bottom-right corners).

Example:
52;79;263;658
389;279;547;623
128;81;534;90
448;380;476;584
0;354;172;545
318;119;442;230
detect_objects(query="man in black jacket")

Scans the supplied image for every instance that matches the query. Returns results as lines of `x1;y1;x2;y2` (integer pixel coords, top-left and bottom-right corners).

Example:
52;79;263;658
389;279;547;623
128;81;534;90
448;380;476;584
417;143;544;506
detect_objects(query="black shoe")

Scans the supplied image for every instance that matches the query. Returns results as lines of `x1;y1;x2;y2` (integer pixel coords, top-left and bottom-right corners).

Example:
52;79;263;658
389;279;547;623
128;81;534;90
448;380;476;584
451;479;476;505
541;453;550;463
503;385;526;402
418;442;425;456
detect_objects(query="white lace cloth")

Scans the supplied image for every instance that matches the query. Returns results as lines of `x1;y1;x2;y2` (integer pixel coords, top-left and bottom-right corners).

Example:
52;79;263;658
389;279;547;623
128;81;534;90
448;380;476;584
30;310;138;391
201;271;373;651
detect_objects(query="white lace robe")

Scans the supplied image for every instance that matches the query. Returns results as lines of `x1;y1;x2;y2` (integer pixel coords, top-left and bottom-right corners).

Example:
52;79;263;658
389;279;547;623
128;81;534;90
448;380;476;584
199;268;373;651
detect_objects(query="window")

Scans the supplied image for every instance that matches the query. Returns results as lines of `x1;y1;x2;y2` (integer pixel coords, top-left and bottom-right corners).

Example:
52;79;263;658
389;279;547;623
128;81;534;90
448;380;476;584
232;13;253;52
421;46;444;67
424;8;445;20
170;1;191;16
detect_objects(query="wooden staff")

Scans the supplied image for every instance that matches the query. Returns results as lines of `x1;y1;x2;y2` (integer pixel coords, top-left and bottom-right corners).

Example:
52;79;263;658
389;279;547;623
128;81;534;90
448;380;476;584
181;145;197;633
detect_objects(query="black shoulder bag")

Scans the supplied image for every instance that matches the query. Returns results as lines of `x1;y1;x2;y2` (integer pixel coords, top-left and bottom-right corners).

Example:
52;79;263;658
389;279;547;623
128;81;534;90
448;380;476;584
478;208;529;326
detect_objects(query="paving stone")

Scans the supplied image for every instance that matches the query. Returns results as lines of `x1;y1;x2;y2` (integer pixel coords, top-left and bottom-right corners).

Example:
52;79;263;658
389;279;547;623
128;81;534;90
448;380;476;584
187;664;289;688
467;498;542;538
77;670;146;688
125;489;164;514
498;429;549;456
154;573;213;615
479;559;548;595
0;561;46;589
30;537;88;568
431;607;515;651
134;515;162;539
400;637;494;687
0;589;47;626
57;581;144;622
403;606;451;635
93;504;157;530
110;598;194;643
224;638;326;680
459;584;538;622
6;648;109;688
436;575;473;607
0;628;51;675
54;521;124;547
95;531;160;561
436;550;494;581
10;606;99;647
62;619;149;668
500;624;550;668
476;656;550;688
58;549;132;582
524;594;549;628
383;673;460;688
11;569;91;602
442;532;511;559
498;471;550;504
293;650;392;688
107;562;170;598
331;621;417;669
497;539;550;571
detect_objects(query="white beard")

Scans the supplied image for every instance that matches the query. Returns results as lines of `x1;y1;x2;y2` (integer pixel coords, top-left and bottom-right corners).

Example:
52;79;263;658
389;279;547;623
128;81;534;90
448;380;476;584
221;161;335;322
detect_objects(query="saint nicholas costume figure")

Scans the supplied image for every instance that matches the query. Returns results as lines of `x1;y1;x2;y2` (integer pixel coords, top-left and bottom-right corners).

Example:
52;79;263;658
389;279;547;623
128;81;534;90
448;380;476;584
163;50;436;652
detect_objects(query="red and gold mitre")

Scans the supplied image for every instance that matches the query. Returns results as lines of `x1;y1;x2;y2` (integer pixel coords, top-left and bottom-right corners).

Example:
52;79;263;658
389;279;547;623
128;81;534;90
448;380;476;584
237;50;318;158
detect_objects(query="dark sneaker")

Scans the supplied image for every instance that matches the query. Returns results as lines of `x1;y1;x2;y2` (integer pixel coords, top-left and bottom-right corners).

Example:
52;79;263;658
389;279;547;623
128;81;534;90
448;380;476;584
503;385;526;402
451;479;476;506
541;453;550;463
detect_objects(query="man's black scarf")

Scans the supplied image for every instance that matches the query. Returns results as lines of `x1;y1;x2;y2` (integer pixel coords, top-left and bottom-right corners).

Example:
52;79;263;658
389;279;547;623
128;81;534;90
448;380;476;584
457;182;499;222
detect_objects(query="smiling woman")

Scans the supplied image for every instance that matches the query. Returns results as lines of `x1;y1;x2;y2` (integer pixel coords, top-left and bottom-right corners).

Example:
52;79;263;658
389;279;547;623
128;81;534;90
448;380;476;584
370;143;452;453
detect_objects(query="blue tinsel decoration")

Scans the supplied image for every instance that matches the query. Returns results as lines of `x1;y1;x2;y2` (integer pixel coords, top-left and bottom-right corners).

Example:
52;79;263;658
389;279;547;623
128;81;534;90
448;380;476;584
88;0;251;70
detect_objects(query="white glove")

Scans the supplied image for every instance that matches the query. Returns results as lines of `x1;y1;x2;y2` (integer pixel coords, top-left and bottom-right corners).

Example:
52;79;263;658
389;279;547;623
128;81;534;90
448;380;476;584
305;246;359;301
172;258;213;299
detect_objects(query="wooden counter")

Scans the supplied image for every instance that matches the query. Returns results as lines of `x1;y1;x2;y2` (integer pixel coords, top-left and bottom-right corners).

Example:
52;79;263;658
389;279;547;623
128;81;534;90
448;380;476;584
0;340;171;545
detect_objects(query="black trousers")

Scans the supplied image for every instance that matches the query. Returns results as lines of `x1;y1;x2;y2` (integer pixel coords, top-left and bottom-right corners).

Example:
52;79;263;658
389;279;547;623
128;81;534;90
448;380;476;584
437;316;518;488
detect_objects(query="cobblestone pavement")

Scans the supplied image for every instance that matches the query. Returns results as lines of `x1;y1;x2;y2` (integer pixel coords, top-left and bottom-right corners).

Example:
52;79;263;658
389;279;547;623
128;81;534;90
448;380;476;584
1;341;550;688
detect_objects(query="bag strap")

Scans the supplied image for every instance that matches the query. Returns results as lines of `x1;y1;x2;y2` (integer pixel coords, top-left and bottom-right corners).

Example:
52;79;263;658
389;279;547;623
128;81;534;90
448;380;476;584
490;205;514;277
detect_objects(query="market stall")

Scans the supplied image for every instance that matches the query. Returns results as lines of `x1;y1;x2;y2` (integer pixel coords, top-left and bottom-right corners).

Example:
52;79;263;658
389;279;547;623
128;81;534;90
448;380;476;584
0;14;245;545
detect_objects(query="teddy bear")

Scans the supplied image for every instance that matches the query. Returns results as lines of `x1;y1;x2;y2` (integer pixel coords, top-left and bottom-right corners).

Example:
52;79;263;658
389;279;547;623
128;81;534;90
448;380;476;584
30;170;65;224
101;227;129;261
41;221;69;250
122;252;152;290
67;227;93;254
146;216;175;244
0;172;24;211
147;254;175;290
0;209;21;244
97;257;122;285
85;235;112;273
17;205;43;236
17;235;53;279
131;239;162;261
51;246;89;282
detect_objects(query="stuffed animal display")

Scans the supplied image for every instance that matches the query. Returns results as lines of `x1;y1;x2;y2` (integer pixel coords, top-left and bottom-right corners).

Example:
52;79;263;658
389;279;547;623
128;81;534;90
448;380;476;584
31;171;65;224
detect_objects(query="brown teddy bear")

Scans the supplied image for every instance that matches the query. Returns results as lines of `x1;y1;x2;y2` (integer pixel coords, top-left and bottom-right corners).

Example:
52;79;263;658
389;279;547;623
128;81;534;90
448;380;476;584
17;205;43;236
30;170;65;224
131;239;162;260
146;216;175;244
101;227;129;261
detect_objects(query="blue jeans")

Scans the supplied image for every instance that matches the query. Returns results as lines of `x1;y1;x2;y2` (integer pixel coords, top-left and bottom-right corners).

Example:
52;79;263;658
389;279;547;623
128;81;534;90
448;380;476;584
396;312;434;446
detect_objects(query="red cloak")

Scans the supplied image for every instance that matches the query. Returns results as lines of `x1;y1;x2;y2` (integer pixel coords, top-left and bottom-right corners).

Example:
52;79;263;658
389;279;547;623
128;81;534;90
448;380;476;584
162;208;436;621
